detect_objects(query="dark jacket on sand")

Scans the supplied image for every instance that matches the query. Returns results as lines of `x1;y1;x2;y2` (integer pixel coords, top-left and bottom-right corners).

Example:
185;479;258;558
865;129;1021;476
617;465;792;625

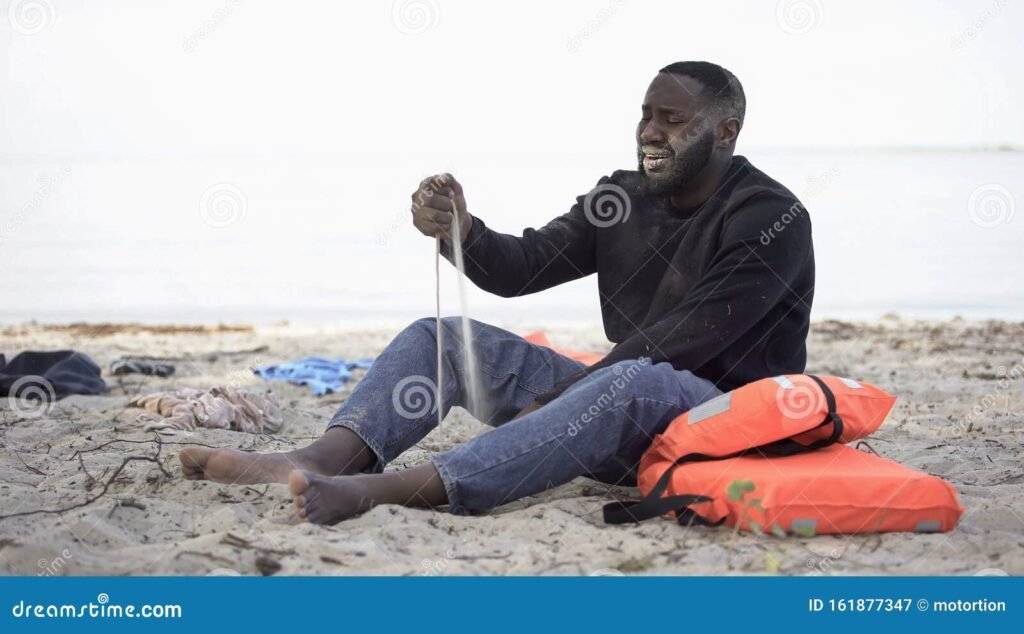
443;155;815;404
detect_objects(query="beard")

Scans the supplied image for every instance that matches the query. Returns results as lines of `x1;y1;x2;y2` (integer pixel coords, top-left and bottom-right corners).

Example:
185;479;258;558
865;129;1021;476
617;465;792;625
637;128;715;197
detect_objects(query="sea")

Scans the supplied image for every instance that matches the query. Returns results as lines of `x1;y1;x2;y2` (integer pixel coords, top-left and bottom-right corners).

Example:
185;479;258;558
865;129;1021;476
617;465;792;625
1;149;1021;328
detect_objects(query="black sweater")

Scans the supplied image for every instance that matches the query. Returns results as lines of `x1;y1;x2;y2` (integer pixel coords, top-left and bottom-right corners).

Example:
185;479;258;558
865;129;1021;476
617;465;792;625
443;155;815;403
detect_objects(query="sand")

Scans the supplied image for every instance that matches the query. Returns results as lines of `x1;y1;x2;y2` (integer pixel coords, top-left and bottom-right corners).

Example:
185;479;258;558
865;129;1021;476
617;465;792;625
1;317;1022;576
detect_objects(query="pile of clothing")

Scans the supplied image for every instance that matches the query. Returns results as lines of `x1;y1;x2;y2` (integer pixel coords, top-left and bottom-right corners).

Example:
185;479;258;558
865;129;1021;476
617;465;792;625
0;350;105;400
129;386;283;434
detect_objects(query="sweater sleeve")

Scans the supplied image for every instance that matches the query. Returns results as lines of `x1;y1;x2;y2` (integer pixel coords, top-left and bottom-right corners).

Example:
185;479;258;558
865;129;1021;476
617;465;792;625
534;193;813;403
439;178;605;297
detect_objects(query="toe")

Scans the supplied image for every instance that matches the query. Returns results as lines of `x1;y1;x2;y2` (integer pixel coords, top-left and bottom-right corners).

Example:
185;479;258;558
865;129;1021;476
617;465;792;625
293;494;307;519
288;469;311;497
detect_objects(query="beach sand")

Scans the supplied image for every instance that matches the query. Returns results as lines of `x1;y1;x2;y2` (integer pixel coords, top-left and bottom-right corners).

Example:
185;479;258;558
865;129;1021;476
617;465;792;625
1;318;1022;576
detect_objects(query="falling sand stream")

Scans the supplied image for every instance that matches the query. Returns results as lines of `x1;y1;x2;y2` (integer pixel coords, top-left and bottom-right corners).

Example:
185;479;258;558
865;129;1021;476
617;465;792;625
434;199;485;426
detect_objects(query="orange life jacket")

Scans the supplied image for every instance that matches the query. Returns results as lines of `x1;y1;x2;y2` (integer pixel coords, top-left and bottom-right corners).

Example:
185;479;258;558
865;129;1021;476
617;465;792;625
604;374;964;534
613;443;963;535
650;374;896;460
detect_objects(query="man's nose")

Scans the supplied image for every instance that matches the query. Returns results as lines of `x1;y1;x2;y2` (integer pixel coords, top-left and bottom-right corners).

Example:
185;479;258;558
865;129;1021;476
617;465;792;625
638;119;665;145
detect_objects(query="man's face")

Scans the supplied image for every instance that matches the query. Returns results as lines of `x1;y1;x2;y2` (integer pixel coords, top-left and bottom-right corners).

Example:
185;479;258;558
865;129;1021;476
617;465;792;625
636;73;716;196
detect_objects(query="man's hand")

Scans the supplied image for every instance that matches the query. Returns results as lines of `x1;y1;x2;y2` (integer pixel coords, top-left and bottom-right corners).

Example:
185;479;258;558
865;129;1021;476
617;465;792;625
410;173;473;242
511;399;543;421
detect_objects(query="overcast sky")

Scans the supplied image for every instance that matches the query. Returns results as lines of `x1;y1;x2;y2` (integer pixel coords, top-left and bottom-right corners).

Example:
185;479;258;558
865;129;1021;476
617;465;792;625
2;0;1022;161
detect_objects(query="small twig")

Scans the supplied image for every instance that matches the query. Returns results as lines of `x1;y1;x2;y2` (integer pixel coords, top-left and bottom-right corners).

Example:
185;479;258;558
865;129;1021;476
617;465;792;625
221;533;253;549
13;451;45;476
77;453;96;487
243;485;269;500
69;437;231;462
0;439;171;521
107;498;147;517
175;550;236;565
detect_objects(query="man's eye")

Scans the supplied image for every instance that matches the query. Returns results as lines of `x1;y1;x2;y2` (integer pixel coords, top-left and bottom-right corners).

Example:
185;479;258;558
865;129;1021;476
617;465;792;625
667;118;687;125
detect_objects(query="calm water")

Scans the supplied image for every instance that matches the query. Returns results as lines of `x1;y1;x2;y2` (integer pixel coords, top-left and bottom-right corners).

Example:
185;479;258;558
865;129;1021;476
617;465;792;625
1;150;1021;327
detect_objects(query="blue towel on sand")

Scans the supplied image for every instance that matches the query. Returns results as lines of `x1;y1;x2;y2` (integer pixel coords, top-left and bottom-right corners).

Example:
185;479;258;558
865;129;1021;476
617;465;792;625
253;356;374;396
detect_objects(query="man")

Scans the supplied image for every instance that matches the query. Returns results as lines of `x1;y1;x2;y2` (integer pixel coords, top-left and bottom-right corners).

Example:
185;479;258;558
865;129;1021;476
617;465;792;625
179;61;814;524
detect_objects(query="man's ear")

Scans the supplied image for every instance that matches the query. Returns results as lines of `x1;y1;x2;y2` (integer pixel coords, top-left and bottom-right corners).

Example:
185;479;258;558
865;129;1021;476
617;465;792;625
717;117;741;147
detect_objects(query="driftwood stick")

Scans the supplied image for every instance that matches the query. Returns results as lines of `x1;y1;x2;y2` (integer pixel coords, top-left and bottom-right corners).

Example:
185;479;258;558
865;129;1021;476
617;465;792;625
0;437;171;521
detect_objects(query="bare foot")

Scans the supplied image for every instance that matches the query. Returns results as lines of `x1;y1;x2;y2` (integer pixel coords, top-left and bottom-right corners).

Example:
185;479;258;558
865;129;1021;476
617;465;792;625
179;446;302;485
289;470;375;524
180;428;375;486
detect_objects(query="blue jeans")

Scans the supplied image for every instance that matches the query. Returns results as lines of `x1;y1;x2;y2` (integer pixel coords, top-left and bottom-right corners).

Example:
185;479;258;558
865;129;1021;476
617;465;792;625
327;317;721;514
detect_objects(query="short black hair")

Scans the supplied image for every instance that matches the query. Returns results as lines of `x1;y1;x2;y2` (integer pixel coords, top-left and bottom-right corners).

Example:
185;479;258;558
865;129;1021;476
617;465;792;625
659;61;745;126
